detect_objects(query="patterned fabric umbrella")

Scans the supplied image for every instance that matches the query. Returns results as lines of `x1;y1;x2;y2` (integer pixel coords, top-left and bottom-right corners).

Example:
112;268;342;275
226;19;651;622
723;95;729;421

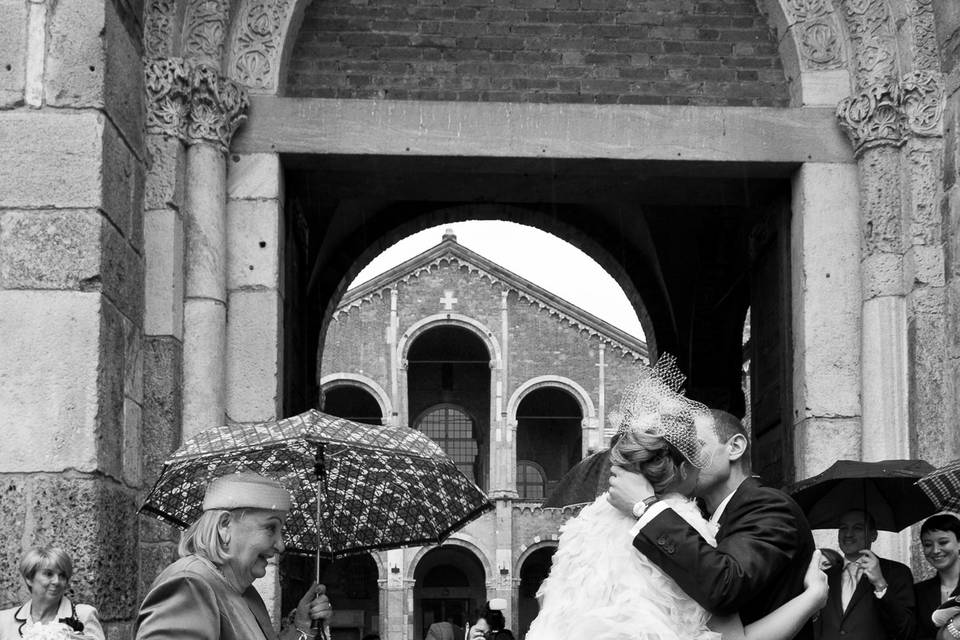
140;409;493;558
916;458;960;513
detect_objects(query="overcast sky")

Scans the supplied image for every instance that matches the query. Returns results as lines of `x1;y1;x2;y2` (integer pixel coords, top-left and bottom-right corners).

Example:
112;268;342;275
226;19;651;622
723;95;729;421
349;220;646;340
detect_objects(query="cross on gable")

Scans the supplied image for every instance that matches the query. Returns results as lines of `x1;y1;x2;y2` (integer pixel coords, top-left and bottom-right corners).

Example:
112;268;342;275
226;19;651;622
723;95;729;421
440;290;458;310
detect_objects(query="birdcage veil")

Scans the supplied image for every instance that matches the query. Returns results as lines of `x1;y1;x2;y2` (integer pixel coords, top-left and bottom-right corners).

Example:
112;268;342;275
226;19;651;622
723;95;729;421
607;354;716;468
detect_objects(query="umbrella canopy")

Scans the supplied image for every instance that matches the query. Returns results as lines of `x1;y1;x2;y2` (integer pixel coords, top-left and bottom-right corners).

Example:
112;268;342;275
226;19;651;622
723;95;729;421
787;459;937;532
916;458;960;513
140;409;493;558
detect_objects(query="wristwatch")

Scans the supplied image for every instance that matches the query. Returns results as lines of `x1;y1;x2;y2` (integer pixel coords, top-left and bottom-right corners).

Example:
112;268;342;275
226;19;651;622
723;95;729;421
632;495;659;518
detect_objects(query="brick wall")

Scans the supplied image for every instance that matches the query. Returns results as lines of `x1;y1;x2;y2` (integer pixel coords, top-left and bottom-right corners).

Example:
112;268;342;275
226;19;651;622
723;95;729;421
288;0;789;106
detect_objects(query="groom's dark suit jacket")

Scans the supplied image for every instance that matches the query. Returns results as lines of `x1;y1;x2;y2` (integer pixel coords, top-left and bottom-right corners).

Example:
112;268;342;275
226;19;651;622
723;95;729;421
633;476;816;639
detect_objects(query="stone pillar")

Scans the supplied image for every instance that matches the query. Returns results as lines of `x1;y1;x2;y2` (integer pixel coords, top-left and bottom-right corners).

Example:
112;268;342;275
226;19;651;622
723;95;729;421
388;287;400;426
178;65;249;439
837;71;947;563
225;153;285;424
0;0;146;635
836;75;947;463
790;163;862;479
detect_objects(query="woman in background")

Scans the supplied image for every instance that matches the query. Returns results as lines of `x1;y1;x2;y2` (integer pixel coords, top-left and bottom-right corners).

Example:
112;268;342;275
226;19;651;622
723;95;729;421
0;545;105;640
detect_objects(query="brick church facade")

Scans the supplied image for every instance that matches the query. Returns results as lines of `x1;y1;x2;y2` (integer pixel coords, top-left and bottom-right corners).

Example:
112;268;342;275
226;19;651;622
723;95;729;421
310;229;647;637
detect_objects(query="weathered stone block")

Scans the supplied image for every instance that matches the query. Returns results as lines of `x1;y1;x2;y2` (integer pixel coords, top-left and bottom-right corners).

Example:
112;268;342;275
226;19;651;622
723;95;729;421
27;474;139;619
0;209;102;290
0;476;29;607
138;541;178;602
0;111;103;209
44;0;105;107
0;0;27;107
97;299;127;480
904;244;945;288
141;335;182;483
795;70;850;107
102;113;144;245
123;397;143;487
100;212;146;323
862;251;905;298
0;291;101;472
102;0;144;154
145;134;185;211
227;154;282;200
793;416;861;479
226;289;282;422
227;199;283;290
144;207;184;338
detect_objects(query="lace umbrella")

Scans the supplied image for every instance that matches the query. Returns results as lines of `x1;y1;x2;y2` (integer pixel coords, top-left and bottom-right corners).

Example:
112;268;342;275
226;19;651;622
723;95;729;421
140;409;493;558
916;458;960;513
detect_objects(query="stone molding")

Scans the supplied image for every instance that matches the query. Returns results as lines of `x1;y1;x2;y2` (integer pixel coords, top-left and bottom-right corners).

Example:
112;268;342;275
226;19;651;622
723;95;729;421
229;0;295;92
144;0;178;59
780;0;846;70
836;71;943;156
145;57;249;153
183;0;230;67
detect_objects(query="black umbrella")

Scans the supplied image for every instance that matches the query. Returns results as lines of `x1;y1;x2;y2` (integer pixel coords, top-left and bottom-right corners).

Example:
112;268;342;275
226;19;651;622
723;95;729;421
787;459;937;531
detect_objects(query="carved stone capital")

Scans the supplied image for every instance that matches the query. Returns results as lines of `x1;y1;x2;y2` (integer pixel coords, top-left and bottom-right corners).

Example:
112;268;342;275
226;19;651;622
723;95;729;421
836;78;903;156
145;57;191;139
144;58;249;153
836;71;945;157
184;64;250;152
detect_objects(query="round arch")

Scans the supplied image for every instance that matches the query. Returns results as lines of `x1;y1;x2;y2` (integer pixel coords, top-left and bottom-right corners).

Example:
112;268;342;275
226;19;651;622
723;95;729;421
320;372;393;422
514;539;559;576
398;313;501;369
406;535;493;585
506;375;596;424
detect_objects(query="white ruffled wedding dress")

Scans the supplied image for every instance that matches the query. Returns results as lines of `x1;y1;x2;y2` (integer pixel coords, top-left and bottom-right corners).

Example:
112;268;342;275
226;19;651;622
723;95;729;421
526;493;721;640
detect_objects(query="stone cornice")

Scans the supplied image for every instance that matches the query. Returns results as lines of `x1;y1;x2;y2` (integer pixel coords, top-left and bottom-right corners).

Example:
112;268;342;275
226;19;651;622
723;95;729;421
335;243;648;361
145;57;250;152
836;71;943;157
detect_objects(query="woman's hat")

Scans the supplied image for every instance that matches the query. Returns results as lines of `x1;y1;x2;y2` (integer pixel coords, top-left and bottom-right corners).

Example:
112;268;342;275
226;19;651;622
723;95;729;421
202;472;292;512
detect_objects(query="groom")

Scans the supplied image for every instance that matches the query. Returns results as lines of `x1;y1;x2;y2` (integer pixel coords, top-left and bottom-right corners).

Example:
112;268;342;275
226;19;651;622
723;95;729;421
609;409;816;639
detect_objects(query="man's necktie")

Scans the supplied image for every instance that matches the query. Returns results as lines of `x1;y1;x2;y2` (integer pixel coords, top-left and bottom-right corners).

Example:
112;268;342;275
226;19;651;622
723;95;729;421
841;563;861;610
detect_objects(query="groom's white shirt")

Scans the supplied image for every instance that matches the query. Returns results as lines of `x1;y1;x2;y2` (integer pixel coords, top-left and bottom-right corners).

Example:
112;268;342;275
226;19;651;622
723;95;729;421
628;488;736;537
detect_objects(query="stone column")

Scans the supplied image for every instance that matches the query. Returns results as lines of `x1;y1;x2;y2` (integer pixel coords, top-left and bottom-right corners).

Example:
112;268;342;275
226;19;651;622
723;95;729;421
837;71;947;563
179;66;249;439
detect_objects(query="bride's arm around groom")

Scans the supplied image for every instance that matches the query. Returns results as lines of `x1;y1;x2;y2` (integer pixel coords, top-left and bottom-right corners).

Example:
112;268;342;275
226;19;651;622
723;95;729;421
610;409;817;640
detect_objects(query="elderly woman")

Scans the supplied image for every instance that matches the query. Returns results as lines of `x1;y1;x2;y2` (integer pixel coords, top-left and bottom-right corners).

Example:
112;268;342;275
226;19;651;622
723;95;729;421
135;472;333;640
0;545;105;640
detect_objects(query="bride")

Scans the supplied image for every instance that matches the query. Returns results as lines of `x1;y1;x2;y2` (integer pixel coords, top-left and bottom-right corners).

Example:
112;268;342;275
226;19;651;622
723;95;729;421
526;365;827;640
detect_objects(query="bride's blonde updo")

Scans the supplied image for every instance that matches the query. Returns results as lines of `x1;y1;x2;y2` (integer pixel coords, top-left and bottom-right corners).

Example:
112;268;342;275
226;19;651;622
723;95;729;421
609;428;688;496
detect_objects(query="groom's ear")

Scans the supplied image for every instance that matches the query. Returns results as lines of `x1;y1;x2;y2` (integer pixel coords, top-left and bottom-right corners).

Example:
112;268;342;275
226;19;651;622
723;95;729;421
726;433;749;462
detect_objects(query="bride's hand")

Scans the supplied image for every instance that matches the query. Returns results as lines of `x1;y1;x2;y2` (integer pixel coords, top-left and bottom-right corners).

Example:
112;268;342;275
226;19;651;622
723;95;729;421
803;550;829;609
608;465;656;514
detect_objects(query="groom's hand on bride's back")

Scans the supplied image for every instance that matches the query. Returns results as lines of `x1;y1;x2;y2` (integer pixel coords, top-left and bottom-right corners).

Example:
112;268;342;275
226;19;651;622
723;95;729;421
608;466;656;514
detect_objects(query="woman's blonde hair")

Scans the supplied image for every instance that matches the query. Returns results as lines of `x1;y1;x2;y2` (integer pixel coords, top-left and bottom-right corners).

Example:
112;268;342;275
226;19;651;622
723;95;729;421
178;509;241;564
609;428;688;495
19;546;73;585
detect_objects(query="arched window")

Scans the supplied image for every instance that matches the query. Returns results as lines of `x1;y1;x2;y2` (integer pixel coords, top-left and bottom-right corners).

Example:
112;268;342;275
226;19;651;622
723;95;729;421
516;461;546;500
417;405;479;483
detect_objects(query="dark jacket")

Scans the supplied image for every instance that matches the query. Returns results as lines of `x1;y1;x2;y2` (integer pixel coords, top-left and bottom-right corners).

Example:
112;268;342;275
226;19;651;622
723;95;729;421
915;576;959;640
815;557;916;640
633;476;816;639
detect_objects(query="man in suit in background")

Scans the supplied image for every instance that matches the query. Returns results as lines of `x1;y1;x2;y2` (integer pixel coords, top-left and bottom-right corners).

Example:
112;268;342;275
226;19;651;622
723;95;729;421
815;509;915;640
609;409;817;639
